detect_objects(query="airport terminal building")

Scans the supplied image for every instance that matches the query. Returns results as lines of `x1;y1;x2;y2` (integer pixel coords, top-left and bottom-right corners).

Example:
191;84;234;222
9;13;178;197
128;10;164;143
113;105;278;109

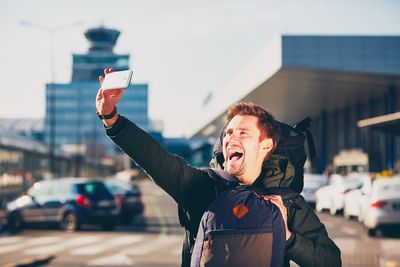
191;36;400;173
45;27;149;158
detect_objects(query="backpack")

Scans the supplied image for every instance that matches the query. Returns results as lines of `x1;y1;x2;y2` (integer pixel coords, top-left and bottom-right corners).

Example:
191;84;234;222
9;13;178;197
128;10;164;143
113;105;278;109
190;169;299;267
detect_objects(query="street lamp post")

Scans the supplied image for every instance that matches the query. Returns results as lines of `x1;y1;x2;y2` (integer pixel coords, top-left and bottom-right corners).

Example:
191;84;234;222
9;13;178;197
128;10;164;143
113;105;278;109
20;21;83;178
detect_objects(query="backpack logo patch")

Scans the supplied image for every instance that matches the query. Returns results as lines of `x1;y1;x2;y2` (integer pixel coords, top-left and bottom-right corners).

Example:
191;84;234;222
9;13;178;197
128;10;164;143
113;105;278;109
232;204;249;219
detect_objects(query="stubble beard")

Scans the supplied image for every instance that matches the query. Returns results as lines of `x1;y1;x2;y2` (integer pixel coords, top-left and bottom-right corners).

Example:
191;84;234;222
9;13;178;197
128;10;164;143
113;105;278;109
226;160;245;179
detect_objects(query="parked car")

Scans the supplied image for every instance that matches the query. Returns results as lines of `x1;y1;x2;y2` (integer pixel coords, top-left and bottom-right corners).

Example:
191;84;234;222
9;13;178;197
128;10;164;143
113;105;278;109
6;178;118;232
104;179;144;224
301;173;328;206
343;176;374;220
315;173;368;215
343;188;364;220
358;177;400;236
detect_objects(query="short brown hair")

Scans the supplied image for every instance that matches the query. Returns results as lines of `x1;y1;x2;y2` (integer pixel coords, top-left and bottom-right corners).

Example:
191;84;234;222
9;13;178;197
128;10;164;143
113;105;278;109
225;102;281;153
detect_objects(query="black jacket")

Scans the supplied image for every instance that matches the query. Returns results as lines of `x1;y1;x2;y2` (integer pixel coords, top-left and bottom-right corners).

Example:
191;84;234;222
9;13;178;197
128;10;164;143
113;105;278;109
106;115;341;267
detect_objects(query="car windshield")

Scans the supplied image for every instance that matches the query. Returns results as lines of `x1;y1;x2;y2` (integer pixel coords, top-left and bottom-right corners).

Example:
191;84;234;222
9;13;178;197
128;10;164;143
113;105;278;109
105;180;132;194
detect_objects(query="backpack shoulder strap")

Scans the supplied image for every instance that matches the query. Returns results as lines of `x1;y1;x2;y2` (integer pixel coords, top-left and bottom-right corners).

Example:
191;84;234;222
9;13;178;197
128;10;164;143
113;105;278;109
293;118;316;160
251;186;300;208
177;168;238;267
207;168;240;194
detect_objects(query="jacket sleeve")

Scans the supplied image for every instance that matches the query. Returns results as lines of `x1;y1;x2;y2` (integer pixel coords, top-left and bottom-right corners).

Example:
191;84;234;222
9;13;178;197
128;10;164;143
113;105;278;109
285;197;342;267
105;116;214;211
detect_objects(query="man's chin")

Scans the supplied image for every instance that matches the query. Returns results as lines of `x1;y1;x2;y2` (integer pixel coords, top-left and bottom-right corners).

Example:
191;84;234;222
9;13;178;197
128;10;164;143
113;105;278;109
226;165;242;177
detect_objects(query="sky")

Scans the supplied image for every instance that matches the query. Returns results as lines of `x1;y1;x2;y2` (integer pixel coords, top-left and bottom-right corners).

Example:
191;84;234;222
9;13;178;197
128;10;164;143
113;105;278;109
0;0;400;137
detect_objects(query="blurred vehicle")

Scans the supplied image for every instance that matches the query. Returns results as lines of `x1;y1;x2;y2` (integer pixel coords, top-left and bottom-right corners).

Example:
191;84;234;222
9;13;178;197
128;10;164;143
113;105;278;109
104;179;144;224
343;188;364;220
315;173;368;215
301;173;328;206
342;176;372;220
333;149;368;175
358;177;400;236
6;178;118;232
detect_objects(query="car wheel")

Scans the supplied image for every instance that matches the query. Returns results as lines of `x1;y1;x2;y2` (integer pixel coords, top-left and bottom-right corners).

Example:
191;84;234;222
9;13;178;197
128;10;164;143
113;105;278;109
329;204;337;216
121;214;133;225
100;220;116;231
358;211;364;222
62;212;79;232
315;202;323;213
367;228;377;237
343;208;351;220
8;212;23;232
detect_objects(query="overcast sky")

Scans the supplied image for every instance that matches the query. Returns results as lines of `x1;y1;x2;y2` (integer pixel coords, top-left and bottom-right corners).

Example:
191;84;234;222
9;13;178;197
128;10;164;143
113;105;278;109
1;0;400;137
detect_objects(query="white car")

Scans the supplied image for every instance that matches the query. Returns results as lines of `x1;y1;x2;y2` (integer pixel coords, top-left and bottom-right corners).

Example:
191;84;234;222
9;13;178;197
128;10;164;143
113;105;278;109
343;177;373;220
359;178;400;236
315;173;368;215
301;173;328;206
343;188;365;220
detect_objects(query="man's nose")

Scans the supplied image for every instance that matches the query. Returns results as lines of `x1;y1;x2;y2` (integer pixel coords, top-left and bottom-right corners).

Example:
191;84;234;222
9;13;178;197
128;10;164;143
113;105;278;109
226;131;239;142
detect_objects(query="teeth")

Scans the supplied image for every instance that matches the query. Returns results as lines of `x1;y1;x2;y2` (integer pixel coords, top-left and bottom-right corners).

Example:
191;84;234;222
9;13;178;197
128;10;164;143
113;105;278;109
227;147;242;153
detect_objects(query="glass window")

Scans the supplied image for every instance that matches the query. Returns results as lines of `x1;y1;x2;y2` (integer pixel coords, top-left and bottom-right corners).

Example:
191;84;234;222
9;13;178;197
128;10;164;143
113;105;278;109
77;182;110;196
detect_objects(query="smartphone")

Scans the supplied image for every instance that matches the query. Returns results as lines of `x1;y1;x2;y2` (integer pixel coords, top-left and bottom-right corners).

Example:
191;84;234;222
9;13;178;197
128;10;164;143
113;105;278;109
100;70;133;90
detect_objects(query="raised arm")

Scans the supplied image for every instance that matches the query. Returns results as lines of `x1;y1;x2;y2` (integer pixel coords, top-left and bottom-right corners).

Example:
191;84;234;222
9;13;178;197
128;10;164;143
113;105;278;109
95;68;214;211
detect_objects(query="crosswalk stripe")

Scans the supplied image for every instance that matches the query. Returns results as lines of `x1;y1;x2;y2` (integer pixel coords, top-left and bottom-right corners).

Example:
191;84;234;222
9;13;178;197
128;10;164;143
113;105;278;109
0;236;22;245
123;235;181;255
87;253;133;266
0;236;61;254
70;235;144;255
0;243;25;254
26;236;62;245
24;236;101;255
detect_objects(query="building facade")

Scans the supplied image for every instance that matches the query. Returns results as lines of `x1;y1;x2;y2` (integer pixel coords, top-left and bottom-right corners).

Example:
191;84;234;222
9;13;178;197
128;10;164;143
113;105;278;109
45;27;149;158
191;35;400;174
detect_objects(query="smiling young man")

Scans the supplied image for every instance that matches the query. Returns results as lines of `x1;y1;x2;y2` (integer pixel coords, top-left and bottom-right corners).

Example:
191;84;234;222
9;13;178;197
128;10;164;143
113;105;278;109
96;68;341;267
223;103;279;184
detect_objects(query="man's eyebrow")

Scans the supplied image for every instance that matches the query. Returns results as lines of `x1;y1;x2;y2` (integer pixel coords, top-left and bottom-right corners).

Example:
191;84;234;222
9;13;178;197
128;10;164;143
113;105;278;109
237;127;250;131
225;127;251;132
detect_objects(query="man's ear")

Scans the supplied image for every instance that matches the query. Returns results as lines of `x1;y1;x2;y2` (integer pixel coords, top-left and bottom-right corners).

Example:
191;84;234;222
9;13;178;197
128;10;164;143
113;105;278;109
260;138;273;155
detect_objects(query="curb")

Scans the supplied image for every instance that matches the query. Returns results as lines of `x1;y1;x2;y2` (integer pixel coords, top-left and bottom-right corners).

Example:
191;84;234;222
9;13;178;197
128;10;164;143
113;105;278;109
1;255;55;267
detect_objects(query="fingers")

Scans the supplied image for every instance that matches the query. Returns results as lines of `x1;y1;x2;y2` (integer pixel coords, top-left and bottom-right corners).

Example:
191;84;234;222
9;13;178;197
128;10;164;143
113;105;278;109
102;89;124;106
96;89;102;101
108;89;123;95
264;195;291;241
103;89;123;98
264;195;283;204
100;67;113;83
104;68;113;75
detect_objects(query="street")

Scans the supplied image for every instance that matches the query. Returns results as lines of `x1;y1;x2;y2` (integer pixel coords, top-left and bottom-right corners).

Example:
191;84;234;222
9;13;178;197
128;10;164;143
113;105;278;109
1;179;399;267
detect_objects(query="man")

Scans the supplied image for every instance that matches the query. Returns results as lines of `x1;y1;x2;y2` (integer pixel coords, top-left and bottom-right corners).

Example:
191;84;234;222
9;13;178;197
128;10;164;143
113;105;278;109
96;68;341;266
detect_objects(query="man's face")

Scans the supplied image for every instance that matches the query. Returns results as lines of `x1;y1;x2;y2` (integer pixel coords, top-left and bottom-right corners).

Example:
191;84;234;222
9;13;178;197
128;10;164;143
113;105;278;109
222;115;272;184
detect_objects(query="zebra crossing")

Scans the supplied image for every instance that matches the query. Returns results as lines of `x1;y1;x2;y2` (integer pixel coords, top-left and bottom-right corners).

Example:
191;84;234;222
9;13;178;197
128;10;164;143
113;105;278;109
0;232;183;266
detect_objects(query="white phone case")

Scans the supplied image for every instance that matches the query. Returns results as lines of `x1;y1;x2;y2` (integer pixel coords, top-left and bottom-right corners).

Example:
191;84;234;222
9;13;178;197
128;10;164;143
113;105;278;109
101;70;133;90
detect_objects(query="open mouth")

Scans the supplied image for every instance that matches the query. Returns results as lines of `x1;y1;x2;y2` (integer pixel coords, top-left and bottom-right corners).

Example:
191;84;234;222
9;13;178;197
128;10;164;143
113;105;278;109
227;150;243;161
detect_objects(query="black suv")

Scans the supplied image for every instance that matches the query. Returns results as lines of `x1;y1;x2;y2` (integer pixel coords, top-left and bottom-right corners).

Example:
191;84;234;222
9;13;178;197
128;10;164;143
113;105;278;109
6;178;118;231
104;179;144;224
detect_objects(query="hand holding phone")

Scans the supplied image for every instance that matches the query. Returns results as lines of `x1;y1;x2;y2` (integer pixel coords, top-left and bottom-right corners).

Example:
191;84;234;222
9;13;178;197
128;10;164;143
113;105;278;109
100;70;133;90
96;68;127;125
